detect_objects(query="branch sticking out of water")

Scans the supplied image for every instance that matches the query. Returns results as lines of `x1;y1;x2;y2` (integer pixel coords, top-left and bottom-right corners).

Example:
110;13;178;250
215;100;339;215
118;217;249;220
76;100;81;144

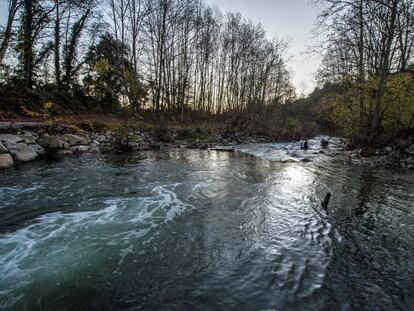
322;192;332;212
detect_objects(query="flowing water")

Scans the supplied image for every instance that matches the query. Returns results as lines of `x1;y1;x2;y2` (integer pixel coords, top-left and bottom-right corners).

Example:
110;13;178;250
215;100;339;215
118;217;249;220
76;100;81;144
0;140;414;310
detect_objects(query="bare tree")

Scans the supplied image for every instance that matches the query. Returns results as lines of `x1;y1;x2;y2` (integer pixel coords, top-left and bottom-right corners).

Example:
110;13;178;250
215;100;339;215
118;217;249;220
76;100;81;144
0;0;22;65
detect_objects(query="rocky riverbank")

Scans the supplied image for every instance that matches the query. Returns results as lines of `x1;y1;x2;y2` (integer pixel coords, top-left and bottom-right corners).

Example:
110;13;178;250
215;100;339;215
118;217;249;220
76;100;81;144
0;121;274;169
0;121;413;171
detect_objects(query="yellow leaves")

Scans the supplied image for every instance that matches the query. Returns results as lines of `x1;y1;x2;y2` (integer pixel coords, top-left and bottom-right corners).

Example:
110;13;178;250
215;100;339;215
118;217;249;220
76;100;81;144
42;102;54;119
319;72;414;136
94;58;110;75
21;106;41;118
382;72;414;132
20;102;54;119
319;88;360;136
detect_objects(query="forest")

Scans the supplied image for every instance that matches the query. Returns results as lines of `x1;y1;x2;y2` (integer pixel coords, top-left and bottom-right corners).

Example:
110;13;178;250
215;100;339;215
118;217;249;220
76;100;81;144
0;0;413;144
2;1;414;310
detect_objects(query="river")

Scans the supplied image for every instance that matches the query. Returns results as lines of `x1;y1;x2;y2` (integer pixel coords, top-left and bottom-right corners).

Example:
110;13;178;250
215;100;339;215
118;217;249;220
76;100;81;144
0;140;413;310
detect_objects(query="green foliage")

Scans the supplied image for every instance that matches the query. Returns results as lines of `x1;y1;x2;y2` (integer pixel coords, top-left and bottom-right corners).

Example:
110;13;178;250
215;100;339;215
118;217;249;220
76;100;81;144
83;34;147;111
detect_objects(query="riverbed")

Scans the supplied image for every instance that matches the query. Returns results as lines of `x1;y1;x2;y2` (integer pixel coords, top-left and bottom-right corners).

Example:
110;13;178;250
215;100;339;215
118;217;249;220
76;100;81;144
0;144;413;310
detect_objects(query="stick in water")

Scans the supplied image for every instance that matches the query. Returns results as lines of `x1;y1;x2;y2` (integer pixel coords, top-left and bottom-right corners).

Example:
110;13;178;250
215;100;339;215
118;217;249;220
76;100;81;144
322;192;332;211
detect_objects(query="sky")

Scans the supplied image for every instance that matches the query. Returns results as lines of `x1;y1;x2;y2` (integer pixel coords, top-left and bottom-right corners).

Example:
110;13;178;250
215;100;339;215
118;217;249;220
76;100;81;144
0;0;321;93
204;0;322;93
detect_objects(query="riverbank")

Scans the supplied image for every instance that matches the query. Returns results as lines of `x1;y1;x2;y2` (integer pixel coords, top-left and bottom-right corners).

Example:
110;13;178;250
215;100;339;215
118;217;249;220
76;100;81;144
0;120;276;170
0;120;413;171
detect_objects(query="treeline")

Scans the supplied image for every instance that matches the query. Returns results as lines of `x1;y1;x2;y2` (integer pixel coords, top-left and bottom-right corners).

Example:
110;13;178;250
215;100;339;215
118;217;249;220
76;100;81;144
0;0;295;119
314;0;414;141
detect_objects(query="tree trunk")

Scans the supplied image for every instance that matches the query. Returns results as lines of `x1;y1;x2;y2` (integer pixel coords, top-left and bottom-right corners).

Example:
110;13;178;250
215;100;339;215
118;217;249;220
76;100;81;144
54;0;61;87
358;0;365;135
0;0;20;65
371;0;399;138
23;0;34;89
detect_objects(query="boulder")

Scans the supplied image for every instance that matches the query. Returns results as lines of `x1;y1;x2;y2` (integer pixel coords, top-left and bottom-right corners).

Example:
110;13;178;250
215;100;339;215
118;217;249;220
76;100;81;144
62;134;89;146
6;143;40;162
0;153;14;169
0;134;24;144
37;136;64;150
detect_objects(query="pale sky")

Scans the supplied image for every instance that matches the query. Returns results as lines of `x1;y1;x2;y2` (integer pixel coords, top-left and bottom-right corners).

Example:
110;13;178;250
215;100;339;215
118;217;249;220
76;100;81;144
204;0;321;93
0;0;321;92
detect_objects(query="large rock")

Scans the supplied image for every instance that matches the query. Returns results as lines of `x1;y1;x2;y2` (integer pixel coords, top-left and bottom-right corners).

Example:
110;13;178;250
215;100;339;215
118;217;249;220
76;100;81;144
62;134;89;146
6;143;40;162
0;134;24;144
0;154;14;169
37;136;64;150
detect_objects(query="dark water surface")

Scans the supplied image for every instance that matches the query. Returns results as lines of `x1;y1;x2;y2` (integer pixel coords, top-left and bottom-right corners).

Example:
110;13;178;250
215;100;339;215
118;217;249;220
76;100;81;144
0;147;414;310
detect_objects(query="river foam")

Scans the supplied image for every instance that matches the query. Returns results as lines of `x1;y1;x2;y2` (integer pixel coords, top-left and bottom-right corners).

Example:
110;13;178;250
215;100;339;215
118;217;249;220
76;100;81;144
0;183;191;309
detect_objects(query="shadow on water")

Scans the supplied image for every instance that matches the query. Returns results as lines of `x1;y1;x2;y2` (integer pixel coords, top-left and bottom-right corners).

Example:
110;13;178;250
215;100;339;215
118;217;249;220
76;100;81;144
313;165;414;310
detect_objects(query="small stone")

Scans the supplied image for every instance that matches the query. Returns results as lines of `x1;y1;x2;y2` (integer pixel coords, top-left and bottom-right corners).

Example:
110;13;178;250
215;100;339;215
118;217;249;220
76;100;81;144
63;143;71;150
95;135;107;143
88;147;101;153
0;153;14;169
89;140;100;148
131;142;151;151
18;130;38;139
19;135;37;144
31;144;45;155
56;149;74;155
70;145;89;153
360;148;375;158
